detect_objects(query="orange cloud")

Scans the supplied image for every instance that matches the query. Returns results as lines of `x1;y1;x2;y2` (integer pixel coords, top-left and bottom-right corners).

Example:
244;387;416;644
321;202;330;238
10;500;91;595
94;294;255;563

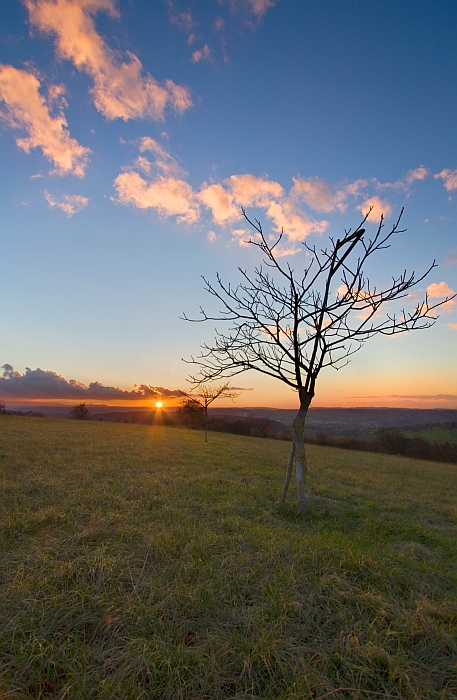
44;191;88;216
264;199;327;240
435;168;457;191
198;182;239;224
113;171;200;223
0;64;90;176
356;195;392;221
404;165;429;185
226;173;284;206
199;174;326;241
426;281;457;312
25;0;192;121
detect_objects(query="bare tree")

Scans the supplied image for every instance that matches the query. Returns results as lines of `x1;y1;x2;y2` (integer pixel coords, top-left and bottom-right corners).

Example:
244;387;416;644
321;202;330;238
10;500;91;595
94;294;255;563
181;383;241;442
183;208;455;514
70;402;90;420
178;397;204;432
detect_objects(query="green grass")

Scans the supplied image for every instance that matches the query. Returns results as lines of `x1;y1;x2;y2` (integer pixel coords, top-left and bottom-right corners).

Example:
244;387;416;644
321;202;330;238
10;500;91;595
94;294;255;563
403;427;457;445
0;416;456;700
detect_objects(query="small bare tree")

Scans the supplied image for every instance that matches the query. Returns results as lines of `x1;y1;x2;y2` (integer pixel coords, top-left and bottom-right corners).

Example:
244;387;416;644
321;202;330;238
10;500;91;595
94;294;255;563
70;402;90;420
184;208;455;514
178;397;204;431
181;383;241;442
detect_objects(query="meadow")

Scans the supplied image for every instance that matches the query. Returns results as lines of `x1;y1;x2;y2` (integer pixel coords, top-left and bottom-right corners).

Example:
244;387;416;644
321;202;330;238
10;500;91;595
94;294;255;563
0;416;456;700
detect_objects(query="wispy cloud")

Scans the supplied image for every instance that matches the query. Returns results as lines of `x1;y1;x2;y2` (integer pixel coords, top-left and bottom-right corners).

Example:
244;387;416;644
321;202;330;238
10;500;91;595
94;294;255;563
0;64;90;176
137;136;184;177
291;176;367;213
25;0;192;121
446;323;457;329
191;44;212;64
379;166;430;190
435;168;457;191
223;0;278;21
390;394;457;400
348;393;457;401
444;248;457;266
0;364;182;400
44;191;88;216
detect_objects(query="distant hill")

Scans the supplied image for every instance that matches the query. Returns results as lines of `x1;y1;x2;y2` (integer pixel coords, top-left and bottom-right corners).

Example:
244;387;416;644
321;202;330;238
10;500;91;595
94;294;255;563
210;407;457;435
3;403;456;435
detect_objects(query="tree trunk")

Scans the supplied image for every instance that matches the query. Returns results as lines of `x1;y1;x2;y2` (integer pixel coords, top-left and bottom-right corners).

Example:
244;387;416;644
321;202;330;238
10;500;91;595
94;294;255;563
292;391;313;515
204;406;208;442
279;441;295;506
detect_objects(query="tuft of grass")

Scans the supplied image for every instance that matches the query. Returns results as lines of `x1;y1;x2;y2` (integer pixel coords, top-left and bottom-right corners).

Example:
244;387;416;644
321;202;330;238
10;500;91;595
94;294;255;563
0;416;456;699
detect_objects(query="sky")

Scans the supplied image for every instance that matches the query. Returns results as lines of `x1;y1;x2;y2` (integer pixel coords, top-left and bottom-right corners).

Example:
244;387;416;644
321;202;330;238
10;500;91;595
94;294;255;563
0;0;456;410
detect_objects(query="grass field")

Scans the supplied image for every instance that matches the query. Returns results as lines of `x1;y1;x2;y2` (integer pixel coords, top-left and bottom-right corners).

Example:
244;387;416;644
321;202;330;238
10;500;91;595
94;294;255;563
403;427;457;445
0;416;456;700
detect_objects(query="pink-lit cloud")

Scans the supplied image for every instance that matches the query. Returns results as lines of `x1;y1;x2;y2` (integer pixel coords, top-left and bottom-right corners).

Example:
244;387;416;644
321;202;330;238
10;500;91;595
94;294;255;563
114;159;329;242
113;171;200;223
0;64;90;176
356;195;392;221
25;0;192;121
435;168;457;191
199;174;327;240
192;44;211;63
44;191;89;216
264;199;327;240
226;173;284;206
223;0;278;20
291;177;343;213
0;364;183;400
198;182;239;224
379;166;430;190
136;136;184;177
446;323;457;329
291;176;367;213
427;281;457;312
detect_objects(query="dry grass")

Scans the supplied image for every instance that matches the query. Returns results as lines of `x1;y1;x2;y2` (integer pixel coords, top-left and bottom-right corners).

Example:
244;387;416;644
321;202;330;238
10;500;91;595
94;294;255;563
0;416;456;699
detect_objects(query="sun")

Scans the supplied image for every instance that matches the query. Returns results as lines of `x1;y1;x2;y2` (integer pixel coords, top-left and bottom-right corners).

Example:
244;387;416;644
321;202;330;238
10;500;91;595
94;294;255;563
155;401;163;408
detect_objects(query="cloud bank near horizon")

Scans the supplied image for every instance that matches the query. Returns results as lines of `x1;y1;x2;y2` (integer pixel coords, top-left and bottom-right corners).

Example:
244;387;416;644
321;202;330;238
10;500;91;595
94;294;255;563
0;364;183;401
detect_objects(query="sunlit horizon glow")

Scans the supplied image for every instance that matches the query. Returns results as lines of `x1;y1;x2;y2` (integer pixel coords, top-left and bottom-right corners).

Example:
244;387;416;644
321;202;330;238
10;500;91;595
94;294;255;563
0;0;456;411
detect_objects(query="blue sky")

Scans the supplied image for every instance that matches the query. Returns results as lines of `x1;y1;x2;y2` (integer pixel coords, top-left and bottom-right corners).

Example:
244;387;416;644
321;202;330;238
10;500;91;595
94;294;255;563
0;0;456;409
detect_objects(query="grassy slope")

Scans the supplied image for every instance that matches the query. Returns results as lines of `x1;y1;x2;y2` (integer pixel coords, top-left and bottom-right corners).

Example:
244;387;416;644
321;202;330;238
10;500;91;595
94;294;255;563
0;417;456;700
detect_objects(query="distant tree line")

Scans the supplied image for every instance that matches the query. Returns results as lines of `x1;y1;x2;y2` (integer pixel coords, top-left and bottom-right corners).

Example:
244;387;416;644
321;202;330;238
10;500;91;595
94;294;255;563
0;402;44;417
308;427;457;464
